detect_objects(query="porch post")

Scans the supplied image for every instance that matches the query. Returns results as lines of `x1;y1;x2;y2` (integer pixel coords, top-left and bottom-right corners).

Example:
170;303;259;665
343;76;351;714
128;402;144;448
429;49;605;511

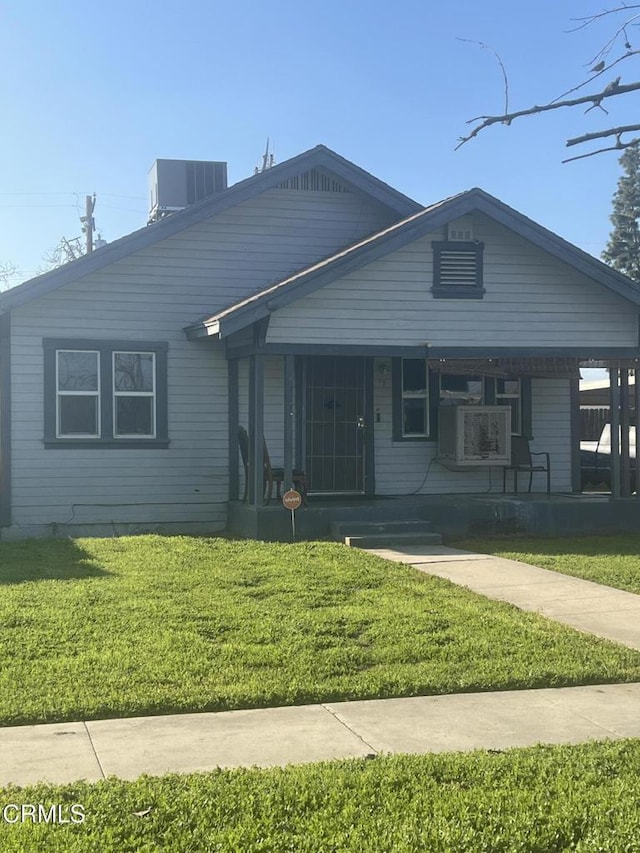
294;357;305;469
228;358;239;501
364;357;375;496
249;354;265;506
570;376;581;492
609;362;621;499
283;355;294;491
620;367;631;497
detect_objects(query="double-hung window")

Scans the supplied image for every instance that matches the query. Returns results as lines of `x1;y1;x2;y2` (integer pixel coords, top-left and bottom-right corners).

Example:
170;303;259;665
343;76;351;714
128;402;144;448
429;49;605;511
113;352;156;437
56;350;101;437
496;378;522;435
401;359;429;437
392;358;437;441
44;339;168;448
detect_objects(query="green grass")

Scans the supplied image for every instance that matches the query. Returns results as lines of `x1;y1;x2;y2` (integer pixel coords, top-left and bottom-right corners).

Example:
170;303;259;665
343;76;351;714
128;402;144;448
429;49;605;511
3;739;640;851
453;533;640;595
2;535;640;727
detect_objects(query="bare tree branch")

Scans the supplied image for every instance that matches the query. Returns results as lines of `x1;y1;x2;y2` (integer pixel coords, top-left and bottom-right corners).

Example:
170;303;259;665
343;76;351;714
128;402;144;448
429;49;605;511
566;123;640;148
456;80;640;150
568;5;640;31
0;261;18;292
550;49;640;104
456;38;509;115
563;136;640;162
569;6;640;66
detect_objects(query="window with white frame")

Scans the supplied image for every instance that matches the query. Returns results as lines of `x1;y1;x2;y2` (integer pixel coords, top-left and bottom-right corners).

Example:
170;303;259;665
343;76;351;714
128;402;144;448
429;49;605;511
44;339;168;447
401;359;429;437
56;350;101;437
496;378;522;434
113;352;156;437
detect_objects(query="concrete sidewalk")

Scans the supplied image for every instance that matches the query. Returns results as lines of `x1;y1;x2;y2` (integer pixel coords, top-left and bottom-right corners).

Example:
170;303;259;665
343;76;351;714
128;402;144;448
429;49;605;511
366;545;640;651
3;544;640;788
2;683;640;787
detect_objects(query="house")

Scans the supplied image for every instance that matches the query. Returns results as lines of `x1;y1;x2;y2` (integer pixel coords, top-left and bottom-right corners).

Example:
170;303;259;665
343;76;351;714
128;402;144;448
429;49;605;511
1;144;640;540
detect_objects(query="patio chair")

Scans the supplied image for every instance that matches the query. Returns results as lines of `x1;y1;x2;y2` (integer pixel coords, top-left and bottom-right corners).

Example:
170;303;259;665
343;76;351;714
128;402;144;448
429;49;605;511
502;435;551;495
237;425;308;504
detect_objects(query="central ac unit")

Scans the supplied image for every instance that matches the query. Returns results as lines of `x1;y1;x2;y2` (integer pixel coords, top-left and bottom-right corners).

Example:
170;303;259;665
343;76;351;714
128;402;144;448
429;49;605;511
438;406;511;468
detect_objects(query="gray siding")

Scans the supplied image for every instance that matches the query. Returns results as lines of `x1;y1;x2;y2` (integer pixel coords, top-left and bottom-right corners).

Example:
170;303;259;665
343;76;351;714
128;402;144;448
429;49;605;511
372;364;571;495
8;186;396;536
267;215;639;347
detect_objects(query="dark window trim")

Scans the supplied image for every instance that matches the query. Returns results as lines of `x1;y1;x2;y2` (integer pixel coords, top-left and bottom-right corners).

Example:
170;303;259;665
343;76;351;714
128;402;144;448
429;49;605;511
43;338;169;448
432;240;485;299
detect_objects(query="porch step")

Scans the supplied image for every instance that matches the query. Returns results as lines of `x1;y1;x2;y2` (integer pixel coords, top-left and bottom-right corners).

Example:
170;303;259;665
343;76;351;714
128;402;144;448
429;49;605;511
331;520;442;549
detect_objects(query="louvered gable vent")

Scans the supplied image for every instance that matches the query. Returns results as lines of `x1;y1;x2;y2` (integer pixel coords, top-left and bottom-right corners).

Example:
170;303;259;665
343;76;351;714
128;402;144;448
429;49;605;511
278;168;350;192
432;239;485;299
439;247;478;287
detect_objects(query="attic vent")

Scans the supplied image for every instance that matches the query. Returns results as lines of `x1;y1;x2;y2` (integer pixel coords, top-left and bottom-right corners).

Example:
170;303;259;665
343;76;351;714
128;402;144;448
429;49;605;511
278;169;350;192
439;249;479;286
448;217;474;241
432;241;485;299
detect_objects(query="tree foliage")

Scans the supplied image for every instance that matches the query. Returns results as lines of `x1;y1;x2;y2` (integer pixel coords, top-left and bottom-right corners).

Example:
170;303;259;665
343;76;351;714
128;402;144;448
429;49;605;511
603;146;640;279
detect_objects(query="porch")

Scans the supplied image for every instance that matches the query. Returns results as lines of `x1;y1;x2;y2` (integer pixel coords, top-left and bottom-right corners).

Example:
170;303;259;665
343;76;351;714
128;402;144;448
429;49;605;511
225;342;640;531
227;492;640;542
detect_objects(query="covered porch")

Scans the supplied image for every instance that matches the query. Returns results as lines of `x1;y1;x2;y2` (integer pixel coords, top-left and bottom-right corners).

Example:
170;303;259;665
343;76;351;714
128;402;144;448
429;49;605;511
224;335;640;539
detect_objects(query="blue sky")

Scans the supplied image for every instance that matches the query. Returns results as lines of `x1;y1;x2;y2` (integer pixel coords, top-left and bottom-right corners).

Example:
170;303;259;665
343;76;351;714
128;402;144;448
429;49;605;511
0;0;637;284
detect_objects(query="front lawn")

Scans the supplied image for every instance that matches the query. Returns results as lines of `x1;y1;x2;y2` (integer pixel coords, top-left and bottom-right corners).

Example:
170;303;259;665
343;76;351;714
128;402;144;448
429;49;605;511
453;534;640;595
2;536;640;726
3;739;640;851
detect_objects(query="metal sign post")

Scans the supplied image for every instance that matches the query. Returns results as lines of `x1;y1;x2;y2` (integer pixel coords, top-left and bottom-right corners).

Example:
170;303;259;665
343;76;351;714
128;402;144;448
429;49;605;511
282;489;302;542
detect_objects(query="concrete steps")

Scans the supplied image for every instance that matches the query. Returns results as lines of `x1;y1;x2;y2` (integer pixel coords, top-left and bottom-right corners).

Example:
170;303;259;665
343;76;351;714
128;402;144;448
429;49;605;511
331;520;442;549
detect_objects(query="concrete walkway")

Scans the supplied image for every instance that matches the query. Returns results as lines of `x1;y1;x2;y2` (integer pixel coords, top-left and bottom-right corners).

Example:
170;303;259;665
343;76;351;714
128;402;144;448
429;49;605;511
3;544;640;787
366;545;640;651
2;683;640;787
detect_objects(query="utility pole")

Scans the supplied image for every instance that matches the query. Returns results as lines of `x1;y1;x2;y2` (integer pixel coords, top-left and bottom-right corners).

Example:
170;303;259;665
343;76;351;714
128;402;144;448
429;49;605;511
81;194;96;254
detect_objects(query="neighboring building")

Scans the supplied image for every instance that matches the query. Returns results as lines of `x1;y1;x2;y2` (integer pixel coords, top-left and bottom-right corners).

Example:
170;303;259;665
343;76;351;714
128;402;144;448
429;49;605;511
1;144;640;539
580;377;636;440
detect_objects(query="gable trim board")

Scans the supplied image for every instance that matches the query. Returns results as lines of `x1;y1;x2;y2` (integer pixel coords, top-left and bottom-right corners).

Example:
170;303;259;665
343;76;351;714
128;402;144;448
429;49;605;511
186;188;640;341
0;146;421;314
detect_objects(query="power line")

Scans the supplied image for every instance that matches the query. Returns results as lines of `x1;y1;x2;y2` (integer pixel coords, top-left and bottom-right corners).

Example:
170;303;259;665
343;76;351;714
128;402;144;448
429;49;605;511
0;192;146;201
0;203;78;209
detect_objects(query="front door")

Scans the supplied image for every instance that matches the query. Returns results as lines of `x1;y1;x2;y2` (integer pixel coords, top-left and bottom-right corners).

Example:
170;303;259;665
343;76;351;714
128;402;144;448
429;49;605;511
304;356;368;493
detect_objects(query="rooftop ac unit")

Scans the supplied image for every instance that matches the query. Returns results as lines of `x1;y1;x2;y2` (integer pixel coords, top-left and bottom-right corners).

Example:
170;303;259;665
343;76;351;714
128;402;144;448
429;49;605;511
438;406;511;468
148;159;228;223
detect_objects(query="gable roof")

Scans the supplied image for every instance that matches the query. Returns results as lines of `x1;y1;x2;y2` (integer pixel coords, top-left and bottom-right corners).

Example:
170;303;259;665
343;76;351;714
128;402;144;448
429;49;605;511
0;145;421;312
186;187;640;340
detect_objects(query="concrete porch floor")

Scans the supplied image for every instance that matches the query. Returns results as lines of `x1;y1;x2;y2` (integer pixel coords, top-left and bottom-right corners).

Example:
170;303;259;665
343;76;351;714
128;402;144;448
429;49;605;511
227;492;640;541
